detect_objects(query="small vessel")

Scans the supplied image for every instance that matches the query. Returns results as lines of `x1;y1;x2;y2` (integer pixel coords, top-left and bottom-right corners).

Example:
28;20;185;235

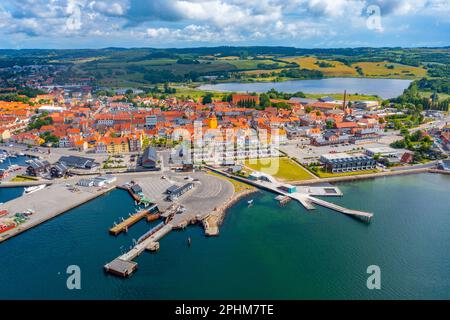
0;224;15;234
247;199;254;206
187;237;192;247
23;184;46;195
7;164;19;172
23;209;35;216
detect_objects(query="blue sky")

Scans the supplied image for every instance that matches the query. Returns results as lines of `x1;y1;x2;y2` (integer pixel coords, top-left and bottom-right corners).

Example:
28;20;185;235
0;0;449;49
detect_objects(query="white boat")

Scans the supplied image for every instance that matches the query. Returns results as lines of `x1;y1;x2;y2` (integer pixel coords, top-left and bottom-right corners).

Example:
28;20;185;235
23;184;46;195
247;199;254;206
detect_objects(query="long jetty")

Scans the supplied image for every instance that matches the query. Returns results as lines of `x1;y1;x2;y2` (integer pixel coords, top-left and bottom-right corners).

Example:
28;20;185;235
105;222;173;277
205;165;373;222
307;196;373;222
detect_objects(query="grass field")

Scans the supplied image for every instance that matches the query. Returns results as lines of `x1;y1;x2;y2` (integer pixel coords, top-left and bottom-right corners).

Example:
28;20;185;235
282;56;358;77
312;168;379;178
352;61;427;78
207;171;255;193
303;92;381;101
10;175;39;182
419;91;450;101
226;59;289;70
279;56;427;79
244;157;315;181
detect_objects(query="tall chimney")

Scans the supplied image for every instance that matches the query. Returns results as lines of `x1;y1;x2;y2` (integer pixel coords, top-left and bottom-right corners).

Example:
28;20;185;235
343;90;347;112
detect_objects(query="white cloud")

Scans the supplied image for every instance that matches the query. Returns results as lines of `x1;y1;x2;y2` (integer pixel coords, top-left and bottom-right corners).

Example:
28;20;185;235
0;0;448;46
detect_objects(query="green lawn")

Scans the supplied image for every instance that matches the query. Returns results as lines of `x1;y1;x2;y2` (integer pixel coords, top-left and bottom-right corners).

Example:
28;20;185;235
244;157;315;181
311;168;379;178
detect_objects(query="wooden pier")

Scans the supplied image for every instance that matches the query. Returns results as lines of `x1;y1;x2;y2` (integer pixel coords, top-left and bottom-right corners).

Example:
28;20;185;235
109;205;159;236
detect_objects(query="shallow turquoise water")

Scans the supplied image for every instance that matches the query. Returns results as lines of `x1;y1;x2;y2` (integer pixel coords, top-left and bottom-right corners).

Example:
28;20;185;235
0;173;449;299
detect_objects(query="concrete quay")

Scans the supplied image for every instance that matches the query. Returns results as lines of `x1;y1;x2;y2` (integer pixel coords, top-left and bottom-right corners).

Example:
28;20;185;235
104;171;236;277
0;183;115;242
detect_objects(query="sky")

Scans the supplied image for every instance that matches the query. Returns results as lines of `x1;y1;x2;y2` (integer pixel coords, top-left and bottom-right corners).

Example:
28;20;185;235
0;0;449;49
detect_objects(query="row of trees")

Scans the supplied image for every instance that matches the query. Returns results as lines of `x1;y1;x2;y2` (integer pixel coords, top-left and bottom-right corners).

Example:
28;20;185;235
391;80;449;111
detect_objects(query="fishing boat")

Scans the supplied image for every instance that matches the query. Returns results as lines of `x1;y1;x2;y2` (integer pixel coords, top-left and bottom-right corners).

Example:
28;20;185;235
23;184;46;195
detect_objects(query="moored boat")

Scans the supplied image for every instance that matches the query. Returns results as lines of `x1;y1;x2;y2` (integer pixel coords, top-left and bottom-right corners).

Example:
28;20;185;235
23;184;46;195
0;224;15;234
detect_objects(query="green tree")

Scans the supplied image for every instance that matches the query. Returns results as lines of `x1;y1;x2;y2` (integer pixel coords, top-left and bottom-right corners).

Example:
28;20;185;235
202;93;213;105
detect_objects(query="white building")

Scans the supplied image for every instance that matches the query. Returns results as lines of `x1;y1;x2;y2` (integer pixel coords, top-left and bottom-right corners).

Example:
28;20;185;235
38;105;66;113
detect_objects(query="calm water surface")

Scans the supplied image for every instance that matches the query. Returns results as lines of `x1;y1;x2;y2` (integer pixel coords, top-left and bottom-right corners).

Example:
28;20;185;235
0;173;449;299
199;78;412;99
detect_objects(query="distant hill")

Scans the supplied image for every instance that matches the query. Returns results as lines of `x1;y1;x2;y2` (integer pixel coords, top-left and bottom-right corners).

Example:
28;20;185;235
0;46;448;87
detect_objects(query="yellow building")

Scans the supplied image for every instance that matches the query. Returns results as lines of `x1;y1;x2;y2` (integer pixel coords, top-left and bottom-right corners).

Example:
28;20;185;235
208;115;218;129
0;129;11;141
106;137;130;154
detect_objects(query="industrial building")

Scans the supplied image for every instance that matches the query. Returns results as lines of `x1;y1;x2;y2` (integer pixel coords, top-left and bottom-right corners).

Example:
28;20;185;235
50;162;69;178
58;155;98;169
26;159;51;177
166;183;194;201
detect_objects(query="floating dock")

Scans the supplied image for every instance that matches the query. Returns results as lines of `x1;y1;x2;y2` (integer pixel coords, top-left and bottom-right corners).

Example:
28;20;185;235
104;259;138;277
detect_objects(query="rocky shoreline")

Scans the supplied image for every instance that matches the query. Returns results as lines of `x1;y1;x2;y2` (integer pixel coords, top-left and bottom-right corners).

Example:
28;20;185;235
203;187;258;236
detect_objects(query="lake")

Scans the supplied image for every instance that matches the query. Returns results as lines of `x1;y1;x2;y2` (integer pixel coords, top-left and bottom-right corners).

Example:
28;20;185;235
199;78;412;99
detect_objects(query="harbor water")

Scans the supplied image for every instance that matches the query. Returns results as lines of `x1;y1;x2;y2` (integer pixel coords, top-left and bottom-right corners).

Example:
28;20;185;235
0;173;449;299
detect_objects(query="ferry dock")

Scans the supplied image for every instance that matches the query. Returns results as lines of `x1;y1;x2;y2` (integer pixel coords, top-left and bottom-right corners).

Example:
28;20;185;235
104;171;235;277
109;205;159;236
105;222;173;277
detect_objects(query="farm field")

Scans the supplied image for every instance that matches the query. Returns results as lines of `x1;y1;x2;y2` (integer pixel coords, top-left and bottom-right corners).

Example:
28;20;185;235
352;61;427;78
278;56;427;79
281;56;359;77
